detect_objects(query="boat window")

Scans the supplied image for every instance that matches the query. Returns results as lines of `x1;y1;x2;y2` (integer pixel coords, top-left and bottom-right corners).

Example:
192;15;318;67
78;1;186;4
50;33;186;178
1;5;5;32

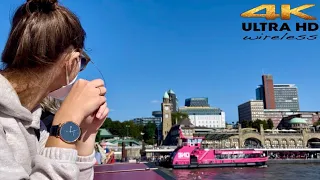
215;153;263;159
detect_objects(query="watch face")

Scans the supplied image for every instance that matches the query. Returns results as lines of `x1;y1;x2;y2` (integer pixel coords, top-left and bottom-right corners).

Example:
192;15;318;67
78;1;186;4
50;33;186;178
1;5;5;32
59;122;81;143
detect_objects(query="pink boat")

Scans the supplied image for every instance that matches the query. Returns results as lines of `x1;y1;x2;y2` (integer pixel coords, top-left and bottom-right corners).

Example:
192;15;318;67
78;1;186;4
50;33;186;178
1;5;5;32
170;136;268;169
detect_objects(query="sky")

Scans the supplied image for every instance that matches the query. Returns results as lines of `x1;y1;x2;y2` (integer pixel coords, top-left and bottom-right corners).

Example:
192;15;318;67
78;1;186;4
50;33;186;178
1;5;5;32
0;0;319;123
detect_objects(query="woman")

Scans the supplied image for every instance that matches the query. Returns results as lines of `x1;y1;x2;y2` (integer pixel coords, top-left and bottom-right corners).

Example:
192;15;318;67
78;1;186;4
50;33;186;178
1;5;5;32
0;0;109;179
94;144;103;165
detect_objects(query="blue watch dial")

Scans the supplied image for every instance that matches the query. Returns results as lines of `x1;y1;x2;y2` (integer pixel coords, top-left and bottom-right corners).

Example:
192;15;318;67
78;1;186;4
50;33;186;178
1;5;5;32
59;121;81;143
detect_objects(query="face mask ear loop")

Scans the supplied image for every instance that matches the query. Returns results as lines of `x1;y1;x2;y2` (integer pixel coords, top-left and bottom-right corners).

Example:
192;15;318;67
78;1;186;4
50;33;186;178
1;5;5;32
65;64;70;84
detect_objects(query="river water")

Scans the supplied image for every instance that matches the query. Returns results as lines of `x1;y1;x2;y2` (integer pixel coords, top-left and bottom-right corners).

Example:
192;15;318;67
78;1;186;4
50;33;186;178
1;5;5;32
170;164;320;180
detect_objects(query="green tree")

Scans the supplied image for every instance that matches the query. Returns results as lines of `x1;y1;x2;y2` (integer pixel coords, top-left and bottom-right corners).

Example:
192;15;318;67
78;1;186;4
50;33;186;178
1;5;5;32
101;117;113;129
171;112;189;125
267;119;274;129
143;122;157;144
240;120;249;128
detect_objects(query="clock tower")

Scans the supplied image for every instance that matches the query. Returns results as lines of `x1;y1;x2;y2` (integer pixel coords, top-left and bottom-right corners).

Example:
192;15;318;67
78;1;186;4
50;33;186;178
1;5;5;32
161;91;172;142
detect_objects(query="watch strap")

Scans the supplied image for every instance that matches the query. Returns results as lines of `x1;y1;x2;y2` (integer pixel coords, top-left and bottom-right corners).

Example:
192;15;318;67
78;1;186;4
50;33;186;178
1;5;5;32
50;125;60;137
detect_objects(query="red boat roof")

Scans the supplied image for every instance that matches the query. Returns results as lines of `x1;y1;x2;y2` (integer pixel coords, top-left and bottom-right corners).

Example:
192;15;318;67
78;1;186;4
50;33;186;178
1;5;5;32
94;163;175;180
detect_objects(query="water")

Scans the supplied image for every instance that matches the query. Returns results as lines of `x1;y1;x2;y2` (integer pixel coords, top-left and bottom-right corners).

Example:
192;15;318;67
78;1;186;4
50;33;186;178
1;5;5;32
171;164;320;180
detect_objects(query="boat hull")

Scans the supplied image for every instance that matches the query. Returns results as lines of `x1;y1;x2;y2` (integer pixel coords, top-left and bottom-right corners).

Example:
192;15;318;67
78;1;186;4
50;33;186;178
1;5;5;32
172;161;267;169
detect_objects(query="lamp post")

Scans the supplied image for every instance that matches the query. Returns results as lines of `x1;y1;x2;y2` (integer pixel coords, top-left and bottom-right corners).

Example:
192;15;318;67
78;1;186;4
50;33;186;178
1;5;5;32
140;132;145;161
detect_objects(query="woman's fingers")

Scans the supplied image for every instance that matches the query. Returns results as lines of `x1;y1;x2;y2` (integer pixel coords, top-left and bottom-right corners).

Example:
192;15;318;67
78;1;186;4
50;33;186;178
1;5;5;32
100;107;109;120
96;102;106;118
97;87;107;96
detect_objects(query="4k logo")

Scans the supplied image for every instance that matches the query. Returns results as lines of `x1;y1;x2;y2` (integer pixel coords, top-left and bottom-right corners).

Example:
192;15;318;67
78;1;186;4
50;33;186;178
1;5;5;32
241;4;316;20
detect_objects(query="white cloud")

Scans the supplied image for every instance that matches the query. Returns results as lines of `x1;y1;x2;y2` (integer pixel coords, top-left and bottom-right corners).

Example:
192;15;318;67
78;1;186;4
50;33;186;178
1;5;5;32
150;100;160;104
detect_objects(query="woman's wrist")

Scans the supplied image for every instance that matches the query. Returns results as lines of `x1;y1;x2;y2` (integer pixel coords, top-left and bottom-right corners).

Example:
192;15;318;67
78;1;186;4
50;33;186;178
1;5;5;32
76;132;97;156
53;109;83;125
46;110;83;149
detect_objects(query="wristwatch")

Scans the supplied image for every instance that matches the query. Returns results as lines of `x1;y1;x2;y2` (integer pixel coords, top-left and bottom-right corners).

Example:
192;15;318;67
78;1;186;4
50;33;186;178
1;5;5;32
50;121;82;144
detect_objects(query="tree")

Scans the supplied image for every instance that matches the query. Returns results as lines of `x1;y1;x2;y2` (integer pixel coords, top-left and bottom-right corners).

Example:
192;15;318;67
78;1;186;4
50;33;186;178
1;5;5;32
252;119;268;131
171;112;189;125
241;120;249;128
143;122;157;144
267;119;274;129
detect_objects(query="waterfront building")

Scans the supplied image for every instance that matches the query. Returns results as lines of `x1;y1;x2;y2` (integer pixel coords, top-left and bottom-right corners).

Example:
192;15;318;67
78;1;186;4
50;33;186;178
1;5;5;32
238;100;265;122
256;75;300;111
273;84;299;111
179;98;225;128
164;118;320;148
238;103;318;128
264;110;319;128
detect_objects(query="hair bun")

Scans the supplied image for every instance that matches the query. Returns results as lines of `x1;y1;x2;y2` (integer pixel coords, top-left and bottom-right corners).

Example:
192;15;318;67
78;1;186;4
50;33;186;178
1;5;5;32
26;0;58;13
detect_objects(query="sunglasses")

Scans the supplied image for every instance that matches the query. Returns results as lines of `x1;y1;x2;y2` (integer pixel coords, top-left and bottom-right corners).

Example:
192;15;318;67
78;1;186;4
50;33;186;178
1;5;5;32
79;53;90;71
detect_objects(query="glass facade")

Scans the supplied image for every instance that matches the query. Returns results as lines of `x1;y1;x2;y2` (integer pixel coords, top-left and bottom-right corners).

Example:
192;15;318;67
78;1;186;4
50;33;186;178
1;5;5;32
255;85;264;101
255;84;300;111
274;84;299;111
133;117;162;128
179;107;222;115
185;98;209;107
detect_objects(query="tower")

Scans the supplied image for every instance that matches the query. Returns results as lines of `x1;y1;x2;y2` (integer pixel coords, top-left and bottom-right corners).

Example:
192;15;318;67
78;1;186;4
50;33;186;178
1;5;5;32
167;89;178;112
262;75;276;109
161;91;172;142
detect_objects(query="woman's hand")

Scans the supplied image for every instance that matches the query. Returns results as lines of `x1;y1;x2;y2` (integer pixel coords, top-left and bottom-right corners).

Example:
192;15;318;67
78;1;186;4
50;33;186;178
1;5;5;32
80;102;109;136
53;79;106;125
76;102;109;156
47;79;106;149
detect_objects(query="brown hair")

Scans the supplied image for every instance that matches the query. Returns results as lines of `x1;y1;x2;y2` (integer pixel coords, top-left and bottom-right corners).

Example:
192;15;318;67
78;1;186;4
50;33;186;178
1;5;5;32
1;0;86;70
40;96;61;114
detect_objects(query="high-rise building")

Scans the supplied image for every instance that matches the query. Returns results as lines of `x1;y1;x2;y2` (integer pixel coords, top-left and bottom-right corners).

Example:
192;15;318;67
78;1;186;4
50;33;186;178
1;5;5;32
238;100;265;122
179;97;225;128
262;75;276;109
274;84;299;111
167;89;178;112
256;85;264;101
256;76;300;111
161;92;172;142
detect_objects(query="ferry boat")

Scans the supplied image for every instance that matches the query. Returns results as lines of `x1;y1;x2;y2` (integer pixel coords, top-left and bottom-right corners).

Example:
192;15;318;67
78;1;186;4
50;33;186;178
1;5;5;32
170;137;268;169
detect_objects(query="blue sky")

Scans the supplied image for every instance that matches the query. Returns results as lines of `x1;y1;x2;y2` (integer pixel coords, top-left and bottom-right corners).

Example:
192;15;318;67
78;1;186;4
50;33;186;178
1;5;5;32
0;0;319;122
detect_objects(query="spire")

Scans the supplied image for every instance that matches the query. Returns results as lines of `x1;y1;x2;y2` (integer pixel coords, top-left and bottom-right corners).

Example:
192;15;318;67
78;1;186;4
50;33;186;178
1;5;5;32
168;89;175;94
163;91;169;99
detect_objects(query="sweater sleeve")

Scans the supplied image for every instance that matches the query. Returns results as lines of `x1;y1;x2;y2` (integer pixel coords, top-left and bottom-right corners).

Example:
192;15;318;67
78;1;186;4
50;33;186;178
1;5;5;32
39;130;96;180
77;151;96;180
38;129;96;180
0;126;80;180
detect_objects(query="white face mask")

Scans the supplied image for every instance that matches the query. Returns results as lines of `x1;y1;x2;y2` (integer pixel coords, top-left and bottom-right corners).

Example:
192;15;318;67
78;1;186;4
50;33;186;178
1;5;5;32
48;59;80;101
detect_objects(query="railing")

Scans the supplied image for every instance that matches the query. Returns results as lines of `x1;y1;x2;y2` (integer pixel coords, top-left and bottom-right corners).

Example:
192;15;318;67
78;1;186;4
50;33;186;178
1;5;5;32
195;131;239;134
264;133;302;136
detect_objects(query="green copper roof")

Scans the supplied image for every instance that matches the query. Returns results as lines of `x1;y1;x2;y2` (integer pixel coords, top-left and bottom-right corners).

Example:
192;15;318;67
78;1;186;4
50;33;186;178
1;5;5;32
168;89;175;94
99;129;113;137
289;118;307;124
163;91;169;99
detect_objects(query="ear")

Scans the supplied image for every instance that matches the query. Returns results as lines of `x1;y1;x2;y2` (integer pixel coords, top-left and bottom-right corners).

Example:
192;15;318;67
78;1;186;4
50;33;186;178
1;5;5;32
65;51;80;69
